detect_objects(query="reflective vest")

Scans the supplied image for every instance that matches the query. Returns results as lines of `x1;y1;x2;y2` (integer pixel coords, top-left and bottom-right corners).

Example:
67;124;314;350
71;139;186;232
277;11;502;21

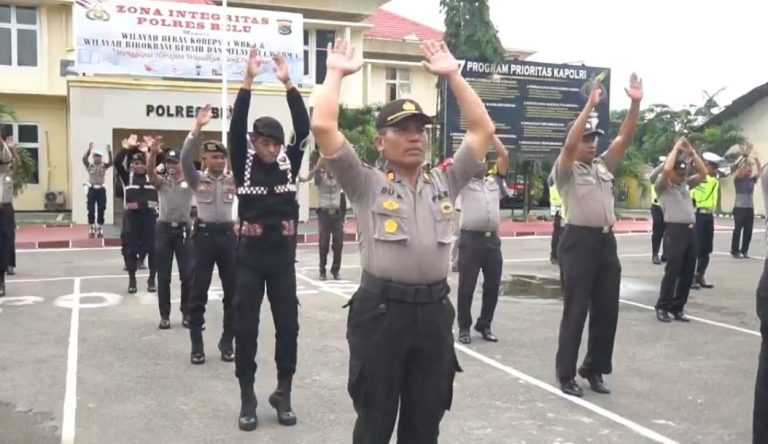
650;184;658;205
691;176;719;210
549;184;562;206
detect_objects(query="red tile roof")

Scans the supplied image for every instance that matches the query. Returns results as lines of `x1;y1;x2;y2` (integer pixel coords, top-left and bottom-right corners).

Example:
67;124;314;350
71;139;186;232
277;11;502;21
363;9;443;42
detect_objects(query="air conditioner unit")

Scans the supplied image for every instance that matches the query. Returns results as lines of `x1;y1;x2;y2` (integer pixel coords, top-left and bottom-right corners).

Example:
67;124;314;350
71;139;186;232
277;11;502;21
44;191;65;211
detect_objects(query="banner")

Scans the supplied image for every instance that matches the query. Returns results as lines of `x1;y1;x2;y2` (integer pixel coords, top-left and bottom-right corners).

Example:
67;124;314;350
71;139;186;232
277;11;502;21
74;0;304;83
443;59;611;161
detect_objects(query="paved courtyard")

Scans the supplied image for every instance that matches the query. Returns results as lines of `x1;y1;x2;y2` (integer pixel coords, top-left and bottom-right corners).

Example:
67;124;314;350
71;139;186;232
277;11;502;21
0;229;763;443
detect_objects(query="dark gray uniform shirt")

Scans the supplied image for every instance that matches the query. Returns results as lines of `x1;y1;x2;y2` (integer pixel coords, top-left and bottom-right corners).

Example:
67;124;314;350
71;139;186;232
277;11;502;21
157;175;193;223
323;140;483;284
553;156;616;227
655;177;696;224
181;132;236;223
457;175;502;232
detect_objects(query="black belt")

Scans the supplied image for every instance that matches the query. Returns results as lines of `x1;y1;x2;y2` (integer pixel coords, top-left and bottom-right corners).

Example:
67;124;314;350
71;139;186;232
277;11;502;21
461;229;497;238
666;222;695;229
696;208;713;214
196;221;234;231
319;207;342;215
360;271;447;304
159;221;188;228
566;224;614;234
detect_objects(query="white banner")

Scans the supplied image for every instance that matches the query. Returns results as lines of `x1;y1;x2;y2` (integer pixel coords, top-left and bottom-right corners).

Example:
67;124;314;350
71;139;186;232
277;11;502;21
74;0;304;83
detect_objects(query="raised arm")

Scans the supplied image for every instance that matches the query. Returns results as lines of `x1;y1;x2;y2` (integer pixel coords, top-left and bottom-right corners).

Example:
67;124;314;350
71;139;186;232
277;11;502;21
271;55;310;179
560;83;601;169
602;73;644;171
182;107;212;189
660;138;684;182
113;148;130;184
82;142;93;168
648;160;665;183
146;136;164;188
104;145;113;169
230;47;260;185
492;135;509;175
0;139;12;165
684;141;708;187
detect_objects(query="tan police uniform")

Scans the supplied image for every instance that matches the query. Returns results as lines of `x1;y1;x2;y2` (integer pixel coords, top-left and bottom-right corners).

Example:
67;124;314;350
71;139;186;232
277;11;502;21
553;154;622;391
322;99;484;442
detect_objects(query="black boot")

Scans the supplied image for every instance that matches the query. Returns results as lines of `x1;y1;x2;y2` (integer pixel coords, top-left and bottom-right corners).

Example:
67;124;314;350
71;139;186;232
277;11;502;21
147;276;156;293
190;327;205;365
218;334;234;362
268;376;297;426
238;382;258;431
128;274;137;294
696;273;714;289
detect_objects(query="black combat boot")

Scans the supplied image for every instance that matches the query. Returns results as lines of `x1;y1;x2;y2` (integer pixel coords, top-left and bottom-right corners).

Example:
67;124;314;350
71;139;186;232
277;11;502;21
128;273;137;294
268;376;297;426
190;327;205;365
238;381;258;431
147;275;156;293
218;333;234;362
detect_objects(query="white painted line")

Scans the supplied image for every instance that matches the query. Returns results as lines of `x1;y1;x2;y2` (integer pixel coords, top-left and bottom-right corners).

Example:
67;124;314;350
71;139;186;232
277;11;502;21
294;273;677;443
619;299;760;337
454;344;679;444
713;251;766;261
61;278;81;444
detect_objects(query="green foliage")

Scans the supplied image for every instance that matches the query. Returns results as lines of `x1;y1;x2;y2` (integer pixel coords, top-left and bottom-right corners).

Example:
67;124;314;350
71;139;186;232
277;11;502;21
337;104;381;166
0;101;16;122
12;147;37;196
439;0;505;63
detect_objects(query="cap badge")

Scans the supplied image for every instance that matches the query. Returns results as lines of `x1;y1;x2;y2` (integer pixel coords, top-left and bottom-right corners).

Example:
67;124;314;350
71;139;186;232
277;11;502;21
403;101;416;111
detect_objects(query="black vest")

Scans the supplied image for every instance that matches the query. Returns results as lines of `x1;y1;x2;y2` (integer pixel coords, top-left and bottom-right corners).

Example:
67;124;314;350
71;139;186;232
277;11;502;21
124;173;158;210
237;150;298;249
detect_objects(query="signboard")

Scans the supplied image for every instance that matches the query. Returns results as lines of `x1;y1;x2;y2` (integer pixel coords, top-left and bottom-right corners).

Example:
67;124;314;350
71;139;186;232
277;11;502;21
74;0;304;83
443;59;611;161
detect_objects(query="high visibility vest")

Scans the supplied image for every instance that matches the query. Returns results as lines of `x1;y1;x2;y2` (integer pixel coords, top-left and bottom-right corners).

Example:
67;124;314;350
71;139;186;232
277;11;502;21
549;184;562;206
691;176;719;209
650;185;658;205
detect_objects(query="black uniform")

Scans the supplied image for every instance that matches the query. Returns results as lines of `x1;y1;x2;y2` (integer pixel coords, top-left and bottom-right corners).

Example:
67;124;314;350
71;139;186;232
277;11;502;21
755;258;768;444
229;85;310;430
651;203;664;259
114;149;158;293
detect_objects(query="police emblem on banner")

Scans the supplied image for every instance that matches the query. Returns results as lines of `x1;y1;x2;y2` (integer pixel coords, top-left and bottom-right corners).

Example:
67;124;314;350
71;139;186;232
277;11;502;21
84;1;111;22
277;19;293;35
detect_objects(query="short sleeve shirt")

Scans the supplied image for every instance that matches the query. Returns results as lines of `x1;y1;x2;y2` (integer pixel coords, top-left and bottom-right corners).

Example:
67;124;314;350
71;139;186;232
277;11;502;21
458;176;502;231
655;177;695;224
553;155;616;227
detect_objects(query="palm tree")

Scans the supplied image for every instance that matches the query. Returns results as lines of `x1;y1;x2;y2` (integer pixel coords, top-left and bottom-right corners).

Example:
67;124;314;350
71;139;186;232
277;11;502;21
0;101;16;122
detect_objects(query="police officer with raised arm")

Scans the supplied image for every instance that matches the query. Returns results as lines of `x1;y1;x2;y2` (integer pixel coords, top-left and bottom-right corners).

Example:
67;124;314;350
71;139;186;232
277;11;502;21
455;135;508;345
147;138;193;329
312;38;494;444
753;159;768;444
649;157;666;264
181;114;237;365
653;138;707;322
83;142;113;239
554;74;643;397
690;152;724;289
228;50;310;431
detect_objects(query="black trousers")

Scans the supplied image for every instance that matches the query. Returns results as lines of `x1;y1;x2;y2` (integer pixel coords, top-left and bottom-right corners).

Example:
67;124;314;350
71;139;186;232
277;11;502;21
318;207;344;274
86;186;107;225
556;225;621;382
753;258;768;443
187;223;236;343
651;204;665;256
234;262;299;384
695;212;714;276
123;209;156;277
121;212;147;264
457;230;502;330
0;207;8;279
656;223;696;312
1;203;14;268
155;221;191;319
732;207;754;255
347;271;460;444
551;213;562;259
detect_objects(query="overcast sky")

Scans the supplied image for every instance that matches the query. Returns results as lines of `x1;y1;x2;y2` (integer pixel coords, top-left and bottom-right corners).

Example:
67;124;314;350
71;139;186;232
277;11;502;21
383;0;763;111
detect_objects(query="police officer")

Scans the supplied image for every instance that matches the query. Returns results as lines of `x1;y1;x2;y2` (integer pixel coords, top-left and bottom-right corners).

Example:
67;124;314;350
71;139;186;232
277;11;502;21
309;157;346;280
690;152;723;289
83;142;113;239
649;157;666;264
0;135;13;295
653;138;707;322
0;136;19;275
548;174;563;265
228;50;310;431
118;135;148;272
753;160;768;444
181;113;237;366
456;135;508;345
114;142;158;294
312;38;494;443
554;74;643;397
147;139;193;329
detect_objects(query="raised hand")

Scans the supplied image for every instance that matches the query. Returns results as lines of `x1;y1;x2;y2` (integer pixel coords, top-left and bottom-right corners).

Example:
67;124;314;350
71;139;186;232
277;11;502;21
4;136;16;149
196;105;213;128
245;46;261;80
273;55;290;83
325;37;362;76
145;135;163;153
625;73;643;102
420;40;459;77
88;142;94;150
587;81;602;106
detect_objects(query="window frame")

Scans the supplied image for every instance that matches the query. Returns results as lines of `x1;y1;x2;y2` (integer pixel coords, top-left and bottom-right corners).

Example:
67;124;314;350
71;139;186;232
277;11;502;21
0;4;41;67
0;121;41;185
302;28;336;85
384;67;412;102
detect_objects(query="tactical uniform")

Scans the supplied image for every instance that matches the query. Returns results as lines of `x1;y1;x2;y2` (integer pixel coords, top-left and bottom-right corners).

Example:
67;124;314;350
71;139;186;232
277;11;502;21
654;161;698;322
691;173;719;288
82;147;113;238
315;168;346;280
228;85;310;430
181;134;237;365
114;149;158;294
554;152;621;397
753;164;768;444
0;141;13;295
323;99;482;443
455;173;503;344
153;149;193;329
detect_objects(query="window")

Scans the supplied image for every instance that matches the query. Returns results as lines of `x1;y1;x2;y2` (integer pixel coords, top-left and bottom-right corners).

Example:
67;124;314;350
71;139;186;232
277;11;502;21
302;29;336;85
1;122;40;184
0;5;39;67
385;68;411;102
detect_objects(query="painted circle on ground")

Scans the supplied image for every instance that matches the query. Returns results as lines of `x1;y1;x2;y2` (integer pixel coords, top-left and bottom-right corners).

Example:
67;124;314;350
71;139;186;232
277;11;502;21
0;296;45;307
54;292;123;309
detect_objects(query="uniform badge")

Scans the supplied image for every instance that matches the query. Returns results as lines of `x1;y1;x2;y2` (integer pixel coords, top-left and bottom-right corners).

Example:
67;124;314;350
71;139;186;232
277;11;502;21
383;219;398;233
382;200;399;211
597;163;608;174
386;171;396;182
441;202;453;214
423;172;432;183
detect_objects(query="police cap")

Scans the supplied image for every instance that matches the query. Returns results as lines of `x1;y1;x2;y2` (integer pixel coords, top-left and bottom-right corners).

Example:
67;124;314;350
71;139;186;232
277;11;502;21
566;120;605;138
702;151;724;165
673;159;687;171
164;148;180;163
251;117;285;146
202;140;227;156
376;99;432;130
131;152;147;164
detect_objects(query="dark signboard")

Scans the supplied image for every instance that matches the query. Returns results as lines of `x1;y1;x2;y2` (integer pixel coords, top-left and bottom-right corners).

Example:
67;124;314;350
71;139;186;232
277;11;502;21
443;59;611;161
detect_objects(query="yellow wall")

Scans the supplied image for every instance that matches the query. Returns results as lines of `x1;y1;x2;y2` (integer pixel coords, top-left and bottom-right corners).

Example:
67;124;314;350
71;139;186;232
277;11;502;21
0;94;68;211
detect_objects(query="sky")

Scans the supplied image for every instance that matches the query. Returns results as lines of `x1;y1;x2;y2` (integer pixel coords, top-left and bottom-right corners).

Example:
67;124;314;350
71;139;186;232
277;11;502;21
382;0;764;111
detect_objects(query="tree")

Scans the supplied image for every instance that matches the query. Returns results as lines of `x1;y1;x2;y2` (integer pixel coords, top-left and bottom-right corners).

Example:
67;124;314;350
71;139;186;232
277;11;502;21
337;104;381;166
439;0;505;63
0;101;16;121
0;100;37;196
